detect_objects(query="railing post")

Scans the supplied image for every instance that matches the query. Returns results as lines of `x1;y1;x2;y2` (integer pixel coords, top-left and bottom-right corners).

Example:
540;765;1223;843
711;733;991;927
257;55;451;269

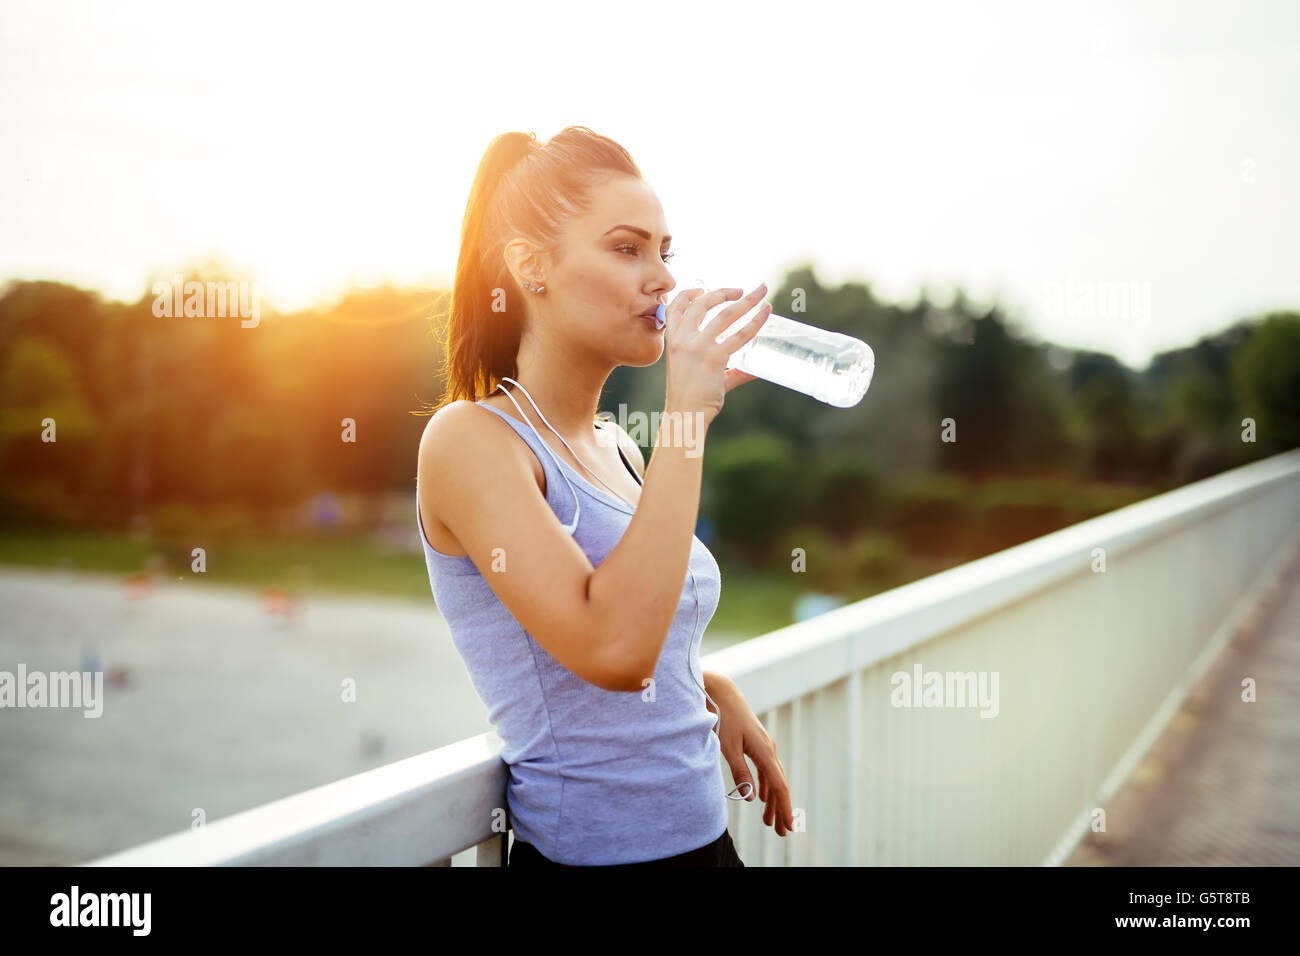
477;833;507;867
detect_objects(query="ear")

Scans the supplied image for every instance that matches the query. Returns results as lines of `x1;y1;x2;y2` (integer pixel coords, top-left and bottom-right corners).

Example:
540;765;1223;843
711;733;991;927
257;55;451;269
503;238;548;290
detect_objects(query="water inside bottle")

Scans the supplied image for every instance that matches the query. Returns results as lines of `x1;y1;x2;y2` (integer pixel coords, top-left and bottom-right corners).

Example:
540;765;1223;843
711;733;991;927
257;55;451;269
726;314;875;407
677;273;875;408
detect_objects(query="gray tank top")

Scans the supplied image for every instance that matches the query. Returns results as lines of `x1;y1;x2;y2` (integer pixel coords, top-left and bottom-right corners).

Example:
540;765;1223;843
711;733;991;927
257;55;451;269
416;396;728;865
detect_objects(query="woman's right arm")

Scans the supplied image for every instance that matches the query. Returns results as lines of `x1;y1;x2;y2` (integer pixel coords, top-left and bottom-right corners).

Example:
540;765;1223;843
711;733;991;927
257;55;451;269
420;403;629;689
419;284;771;693
589;283;771;687
584;404;711;690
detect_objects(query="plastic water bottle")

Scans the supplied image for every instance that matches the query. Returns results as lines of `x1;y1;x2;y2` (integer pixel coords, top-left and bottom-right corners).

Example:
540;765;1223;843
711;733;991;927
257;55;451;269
654;281;875;408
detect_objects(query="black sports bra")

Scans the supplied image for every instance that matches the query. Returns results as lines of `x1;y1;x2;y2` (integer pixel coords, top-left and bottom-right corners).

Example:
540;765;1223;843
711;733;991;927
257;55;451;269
597;420;643;486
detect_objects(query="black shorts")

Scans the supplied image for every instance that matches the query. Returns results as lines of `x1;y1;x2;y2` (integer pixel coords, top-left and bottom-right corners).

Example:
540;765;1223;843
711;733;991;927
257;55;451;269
508;827;744;868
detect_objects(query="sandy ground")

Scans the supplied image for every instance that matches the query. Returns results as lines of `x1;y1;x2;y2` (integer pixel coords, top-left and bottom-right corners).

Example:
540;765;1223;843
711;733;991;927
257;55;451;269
0;567;749;865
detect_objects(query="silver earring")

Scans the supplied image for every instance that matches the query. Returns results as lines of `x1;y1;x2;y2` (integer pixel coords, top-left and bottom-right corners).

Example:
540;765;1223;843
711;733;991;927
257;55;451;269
523;280;546;294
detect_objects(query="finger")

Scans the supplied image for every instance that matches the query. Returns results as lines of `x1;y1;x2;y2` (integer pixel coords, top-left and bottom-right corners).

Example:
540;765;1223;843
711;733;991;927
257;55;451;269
763;774;782;834
665;291;696;335
764;790;785;837
701;283;768;341
767;760;793;834
725;757;754;802
753;750;788;834
663;287;707;335
730;778;755;801
684;287;744;335
717;301;772;355
762;752;792;834
702;286;767;343
669;287;706;309
760;770;775;828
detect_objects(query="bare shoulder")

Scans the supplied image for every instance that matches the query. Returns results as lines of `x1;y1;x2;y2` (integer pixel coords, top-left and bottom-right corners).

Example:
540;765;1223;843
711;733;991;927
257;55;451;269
418;400;474;473
418;399;544;497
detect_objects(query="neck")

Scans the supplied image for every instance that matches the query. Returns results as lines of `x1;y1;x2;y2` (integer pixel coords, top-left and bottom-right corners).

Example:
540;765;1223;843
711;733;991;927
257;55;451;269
503;333;615;449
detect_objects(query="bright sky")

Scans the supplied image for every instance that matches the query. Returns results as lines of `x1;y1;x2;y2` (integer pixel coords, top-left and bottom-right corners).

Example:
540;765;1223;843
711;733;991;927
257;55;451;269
2;0;1297;368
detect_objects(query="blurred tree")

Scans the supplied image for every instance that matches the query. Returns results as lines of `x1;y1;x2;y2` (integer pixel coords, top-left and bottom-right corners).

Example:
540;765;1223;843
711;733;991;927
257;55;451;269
1231;311;1300;455
771;523;838;590
805;449;882;541
0;273;1291;552
0;335;97;511
0;280;104;366
1063;352;1145;480
933;305;1071;476
703;431;809;565
1144;320;1253;480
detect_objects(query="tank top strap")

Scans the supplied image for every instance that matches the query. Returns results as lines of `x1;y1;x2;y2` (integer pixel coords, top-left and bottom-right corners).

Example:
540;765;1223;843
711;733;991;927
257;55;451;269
475;398;582;535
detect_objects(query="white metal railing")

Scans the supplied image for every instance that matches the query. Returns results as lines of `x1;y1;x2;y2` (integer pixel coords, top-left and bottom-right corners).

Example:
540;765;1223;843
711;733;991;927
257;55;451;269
87;448;1300;866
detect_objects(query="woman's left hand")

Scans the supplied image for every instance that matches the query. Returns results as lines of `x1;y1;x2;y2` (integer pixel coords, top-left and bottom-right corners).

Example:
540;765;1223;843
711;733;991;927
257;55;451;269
708;677;795;836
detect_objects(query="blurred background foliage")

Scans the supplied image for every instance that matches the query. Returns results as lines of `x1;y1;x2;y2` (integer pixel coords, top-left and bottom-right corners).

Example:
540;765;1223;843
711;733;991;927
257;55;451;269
1;266;1296;626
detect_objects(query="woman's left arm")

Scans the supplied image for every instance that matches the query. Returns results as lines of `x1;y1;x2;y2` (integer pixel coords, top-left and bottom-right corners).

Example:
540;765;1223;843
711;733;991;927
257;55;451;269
703;670;795;837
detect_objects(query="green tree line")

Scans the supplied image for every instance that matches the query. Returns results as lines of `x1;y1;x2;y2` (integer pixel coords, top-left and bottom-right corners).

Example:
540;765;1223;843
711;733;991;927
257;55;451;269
1;267;1296;583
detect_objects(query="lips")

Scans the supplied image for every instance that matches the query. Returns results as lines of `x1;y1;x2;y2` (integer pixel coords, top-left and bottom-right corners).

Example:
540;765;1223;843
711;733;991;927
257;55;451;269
638;305;666;329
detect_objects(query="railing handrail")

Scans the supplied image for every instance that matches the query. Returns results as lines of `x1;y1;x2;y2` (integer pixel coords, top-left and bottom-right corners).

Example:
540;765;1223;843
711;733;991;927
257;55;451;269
85;448;1300;866
88;732;509;866
707;448;1300;713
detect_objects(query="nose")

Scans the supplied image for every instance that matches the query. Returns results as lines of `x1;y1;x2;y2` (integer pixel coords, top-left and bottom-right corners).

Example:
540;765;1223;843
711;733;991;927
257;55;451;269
652;259;676;297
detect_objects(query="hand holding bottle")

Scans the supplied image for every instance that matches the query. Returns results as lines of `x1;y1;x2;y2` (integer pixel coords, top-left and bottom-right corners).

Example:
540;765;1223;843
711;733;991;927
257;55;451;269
658;277;875;408
661;282;772;426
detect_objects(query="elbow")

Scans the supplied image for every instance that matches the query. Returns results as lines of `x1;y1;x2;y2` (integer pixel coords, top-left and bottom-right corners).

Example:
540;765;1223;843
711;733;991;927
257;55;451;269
615;661;655;695
591;627;655;694
597;642;654;694
615;638;660;694
578;656;647;694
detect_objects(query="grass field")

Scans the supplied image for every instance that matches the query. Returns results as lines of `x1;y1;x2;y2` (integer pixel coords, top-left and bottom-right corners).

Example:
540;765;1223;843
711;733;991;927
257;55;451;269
0;529;921;637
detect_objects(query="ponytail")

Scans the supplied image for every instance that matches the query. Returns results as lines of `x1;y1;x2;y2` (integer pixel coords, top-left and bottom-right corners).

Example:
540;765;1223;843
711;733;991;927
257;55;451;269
427;127;642;413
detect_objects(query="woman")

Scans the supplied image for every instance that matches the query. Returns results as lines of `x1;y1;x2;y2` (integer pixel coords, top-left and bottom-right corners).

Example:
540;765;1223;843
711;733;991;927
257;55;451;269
416;126;794;867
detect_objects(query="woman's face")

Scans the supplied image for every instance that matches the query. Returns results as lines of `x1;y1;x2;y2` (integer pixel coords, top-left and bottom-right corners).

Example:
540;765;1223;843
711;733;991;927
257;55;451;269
534;173;677;367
